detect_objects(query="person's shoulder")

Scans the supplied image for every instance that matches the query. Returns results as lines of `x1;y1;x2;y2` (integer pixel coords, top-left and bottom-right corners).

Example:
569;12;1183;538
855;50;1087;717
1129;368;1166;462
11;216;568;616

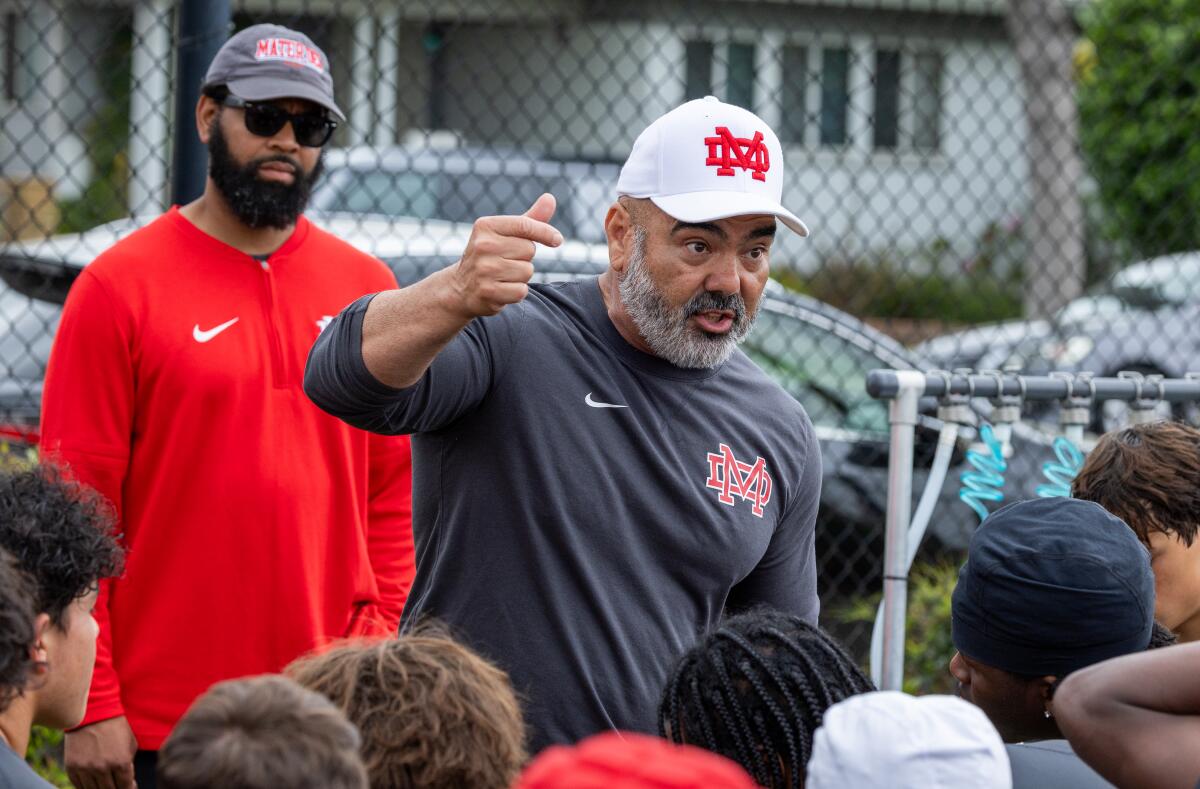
1007;740;1115;789
0;744;55;788
726;350;813;423
85;213;178;276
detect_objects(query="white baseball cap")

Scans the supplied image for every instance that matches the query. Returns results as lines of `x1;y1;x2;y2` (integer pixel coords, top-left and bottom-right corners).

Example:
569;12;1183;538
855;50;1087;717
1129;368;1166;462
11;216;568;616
617;96;809;237
807;692;1011;789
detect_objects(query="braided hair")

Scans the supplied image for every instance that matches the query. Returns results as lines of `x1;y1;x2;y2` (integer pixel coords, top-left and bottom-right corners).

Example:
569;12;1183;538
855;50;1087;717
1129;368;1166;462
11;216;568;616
658;608;875;788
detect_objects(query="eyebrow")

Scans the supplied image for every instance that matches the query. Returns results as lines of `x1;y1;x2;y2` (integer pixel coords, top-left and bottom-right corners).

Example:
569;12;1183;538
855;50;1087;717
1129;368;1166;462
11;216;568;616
670;221;778;243
671;221;727;240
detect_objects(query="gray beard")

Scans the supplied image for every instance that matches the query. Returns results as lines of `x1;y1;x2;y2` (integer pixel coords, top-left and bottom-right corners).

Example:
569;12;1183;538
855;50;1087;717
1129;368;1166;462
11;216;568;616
617;226;757;369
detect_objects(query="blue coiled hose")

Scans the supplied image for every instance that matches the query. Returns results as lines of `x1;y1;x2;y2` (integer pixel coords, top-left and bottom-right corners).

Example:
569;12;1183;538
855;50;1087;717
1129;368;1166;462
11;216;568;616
959;423;1006;521
1035;436;1085;498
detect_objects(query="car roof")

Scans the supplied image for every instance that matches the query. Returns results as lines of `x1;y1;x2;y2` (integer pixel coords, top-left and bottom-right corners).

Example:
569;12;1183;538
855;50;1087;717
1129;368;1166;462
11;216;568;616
321;146;621;179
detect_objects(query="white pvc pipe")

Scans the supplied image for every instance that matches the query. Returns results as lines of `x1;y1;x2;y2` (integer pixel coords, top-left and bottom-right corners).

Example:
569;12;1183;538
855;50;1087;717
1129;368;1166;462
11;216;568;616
880;370;925;691
870;419;958;686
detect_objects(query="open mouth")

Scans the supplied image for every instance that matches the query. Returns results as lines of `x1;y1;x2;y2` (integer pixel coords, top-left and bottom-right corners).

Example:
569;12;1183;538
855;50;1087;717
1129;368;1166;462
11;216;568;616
692;309;736;334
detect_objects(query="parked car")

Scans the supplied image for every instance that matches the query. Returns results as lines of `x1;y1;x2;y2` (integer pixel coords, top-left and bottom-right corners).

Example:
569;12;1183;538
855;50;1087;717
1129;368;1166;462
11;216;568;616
919;251;1200;376
0;214;1053;586
309;146;620;244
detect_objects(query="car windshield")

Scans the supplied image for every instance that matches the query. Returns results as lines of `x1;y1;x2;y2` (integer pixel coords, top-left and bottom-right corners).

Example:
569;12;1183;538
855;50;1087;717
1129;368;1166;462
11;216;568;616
322;168;579;237
743;306;890;435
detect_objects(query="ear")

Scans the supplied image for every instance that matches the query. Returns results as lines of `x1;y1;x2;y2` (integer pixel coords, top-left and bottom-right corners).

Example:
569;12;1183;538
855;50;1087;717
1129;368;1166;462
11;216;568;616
196;95;220;144
30;613;51;672
604;201;633;274
1038;675;1059;715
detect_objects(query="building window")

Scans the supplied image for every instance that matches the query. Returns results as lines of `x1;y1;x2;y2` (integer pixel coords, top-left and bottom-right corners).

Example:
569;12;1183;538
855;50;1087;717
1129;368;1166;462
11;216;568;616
912;50;943;151
780;45;808;144
726;42;755;110
3;13;17;103
685;40;713;100
820;47;849;146
873;49;901;149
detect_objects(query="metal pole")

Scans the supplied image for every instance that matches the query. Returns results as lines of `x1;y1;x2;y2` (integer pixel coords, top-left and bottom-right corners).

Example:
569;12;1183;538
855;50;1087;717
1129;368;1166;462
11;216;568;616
171;0;232;206
880;370;924;691
866;370;1200;403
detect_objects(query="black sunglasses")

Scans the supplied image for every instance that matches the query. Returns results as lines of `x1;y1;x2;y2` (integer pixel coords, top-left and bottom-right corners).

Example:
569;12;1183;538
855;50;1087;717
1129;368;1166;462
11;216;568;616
220;95;337;148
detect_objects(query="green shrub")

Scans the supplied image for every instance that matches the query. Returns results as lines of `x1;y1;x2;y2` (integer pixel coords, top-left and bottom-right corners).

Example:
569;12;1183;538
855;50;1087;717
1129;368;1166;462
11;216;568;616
774;260;1022;324
834;560;961;695
57;22;131;234
27;726;70;787
1079;0;1200;259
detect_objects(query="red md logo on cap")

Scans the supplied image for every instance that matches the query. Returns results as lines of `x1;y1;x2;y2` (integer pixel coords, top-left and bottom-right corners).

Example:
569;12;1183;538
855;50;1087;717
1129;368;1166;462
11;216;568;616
704;126;770;182
254;38;325;73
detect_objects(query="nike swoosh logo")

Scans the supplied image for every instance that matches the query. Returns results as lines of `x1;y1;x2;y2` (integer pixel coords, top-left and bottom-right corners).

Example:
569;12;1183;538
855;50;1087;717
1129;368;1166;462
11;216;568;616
193;317;239;343
585;392;628;409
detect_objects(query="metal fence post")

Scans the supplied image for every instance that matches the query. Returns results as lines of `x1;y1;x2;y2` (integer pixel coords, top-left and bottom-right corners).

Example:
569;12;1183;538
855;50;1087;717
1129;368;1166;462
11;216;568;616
171;0;232;206
880;370;925;691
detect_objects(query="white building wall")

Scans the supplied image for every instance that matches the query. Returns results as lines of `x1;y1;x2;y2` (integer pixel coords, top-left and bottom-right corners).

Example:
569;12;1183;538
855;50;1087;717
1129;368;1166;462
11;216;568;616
429;20;1029;272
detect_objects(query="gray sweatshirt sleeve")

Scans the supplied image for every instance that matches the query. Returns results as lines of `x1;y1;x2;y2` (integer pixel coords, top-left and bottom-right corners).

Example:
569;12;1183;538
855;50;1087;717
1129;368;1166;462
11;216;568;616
304;293;521;435
725;417;822;623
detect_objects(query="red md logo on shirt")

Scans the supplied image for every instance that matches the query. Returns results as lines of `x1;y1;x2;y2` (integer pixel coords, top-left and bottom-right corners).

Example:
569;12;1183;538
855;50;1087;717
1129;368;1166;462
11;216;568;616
705;443;773;518
704;127;770;182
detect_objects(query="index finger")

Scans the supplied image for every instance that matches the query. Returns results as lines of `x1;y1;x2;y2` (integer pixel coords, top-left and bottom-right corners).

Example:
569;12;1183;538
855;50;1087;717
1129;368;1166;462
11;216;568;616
486;214;563;248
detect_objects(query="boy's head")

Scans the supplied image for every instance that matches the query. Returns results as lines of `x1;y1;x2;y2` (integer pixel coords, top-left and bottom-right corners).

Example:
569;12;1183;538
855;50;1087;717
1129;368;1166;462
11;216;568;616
949;497;1155;742
286;629;527;789
0;466;123;729
1072;421;1200;637
157;675;367;789
0;550;36;716
657;608;875;789
516;731;758;789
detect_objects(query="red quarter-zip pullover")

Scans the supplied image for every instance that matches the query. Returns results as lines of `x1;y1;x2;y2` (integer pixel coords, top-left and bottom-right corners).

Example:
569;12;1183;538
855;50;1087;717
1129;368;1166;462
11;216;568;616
40;207;413;748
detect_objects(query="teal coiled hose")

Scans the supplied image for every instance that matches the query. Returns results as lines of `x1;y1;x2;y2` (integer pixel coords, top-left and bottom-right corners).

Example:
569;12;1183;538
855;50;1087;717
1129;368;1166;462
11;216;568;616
1035;436;1085;498
959;423;1006;521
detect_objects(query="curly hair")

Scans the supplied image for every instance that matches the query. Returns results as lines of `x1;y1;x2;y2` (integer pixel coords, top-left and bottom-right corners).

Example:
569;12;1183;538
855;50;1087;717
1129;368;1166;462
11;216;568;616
658;608;875;789
286;626;527;789
0;465;123;626
158;675;367;789
0;548;36;712
1072;421;1200;546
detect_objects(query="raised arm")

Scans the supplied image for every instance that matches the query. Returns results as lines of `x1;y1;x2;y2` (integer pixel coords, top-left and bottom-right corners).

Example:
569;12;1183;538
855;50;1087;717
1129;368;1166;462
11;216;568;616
361;194;562;388
1055;642;1200;789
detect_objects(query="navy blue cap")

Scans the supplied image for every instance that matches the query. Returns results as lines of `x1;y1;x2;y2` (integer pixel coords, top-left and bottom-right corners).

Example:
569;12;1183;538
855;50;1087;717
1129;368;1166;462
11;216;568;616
951;497;1154;677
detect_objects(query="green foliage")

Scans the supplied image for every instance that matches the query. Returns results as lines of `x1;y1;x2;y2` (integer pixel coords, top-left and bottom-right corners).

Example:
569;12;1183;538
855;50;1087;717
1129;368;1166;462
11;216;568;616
835;560;961;695
775;259;1022;324
773;218;1025;324
27;726;70;787
0;441;38;471
1078;0;1200;258
57;22;132;234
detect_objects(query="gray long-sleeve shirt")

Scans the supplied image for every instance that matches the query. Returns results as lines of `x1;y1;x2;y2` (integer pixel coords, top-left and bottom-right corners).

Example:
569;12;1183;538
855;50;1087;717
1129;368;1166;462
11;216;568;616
304;277;821;752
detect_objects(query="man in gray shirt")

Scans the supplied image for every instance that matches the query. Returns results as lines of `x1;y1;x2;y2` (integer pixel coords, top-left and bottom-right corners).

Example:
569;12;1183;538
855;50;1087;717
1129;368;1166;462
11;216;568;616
305;97;821;751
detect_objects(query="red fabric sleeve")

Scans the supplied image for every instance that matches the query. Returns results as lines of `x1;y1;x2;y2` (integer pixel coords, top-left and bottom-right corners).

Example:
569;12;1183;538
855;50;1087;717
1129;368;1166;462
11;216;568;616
361;432;414;635
40;269;134;726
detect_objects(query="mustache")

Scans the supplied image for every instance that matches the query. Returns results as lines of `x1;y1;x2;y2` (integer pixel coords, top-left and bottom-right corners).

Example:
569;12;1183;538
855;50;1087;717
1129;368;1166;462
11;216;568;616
684;291;747;319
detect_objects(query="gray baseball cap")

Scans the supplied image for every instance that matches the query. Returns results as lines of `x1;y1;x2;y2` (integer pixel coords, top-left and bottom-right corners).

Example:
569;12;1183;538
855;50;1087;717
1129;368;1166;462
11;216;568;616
202;23;344;120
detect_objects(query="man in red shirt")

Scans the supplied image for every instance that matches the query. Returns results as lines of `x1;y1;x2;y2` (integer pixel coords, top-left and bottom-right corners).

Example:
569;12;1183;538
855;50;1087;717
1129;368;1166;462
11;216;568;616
40;23;414;789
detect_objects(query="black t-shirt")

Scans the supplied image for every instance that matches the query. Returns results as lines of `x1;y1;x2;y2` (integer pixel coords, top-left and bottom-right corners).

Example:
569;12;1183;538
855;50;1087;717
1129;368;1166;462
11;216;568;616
305;277;822;752
1007;740;1114;789
0;745;55;788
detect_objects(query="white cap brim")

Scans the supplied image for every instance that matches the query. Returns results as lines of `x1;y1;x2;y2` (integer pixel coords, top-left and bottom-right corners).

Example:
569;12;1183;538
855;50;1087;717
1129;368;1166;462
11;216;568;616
650;191;809;237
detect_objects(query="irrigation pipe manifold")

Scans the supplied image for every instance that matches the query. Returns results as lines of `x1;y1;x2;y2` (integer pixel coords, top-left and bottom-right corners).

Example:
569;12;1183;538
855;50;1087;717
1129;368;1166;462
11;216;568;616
864;369;1200;691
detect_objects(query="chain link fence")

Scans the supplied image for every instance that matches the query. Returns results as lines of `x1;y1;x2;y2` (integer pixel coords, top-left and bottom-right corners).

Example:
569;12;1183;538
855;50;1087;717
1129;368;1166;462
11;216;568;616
0;0;1193;659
